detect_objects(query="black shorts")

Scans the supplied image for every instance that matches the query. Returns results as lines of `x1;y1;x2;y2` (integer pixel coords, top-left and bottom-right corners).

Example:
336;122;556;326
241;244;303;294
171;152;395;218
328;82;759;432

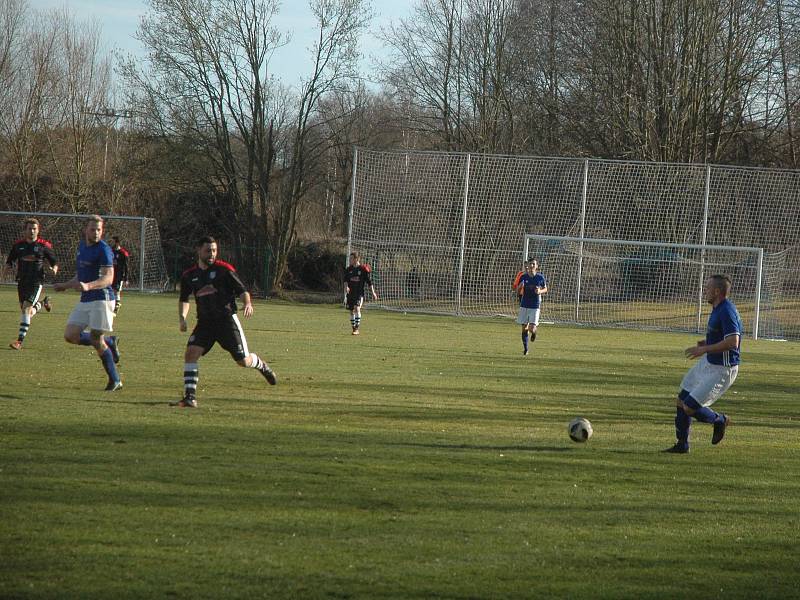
187;316;249;361
346;293;364;311
18;282;44;306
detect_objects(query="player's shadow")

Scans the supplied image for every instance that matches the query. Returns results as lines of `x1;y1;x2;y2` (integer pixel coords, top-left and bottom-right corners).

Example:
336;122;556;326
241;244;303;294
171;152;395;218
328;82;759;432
391;442;572;452
81;398;167;406
0;393;23;400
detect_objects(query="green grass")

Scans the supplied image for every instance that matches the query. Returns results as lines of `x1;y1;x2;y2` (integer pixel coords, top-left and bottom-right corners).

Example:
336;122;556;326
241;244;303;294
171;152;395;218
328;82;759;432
1;288;798;599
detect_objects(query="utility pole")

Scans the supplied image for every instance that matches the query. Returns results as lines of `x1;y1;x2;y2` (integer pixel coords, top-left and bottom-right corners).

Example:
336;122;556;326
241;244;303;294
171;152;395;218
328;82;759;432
82;107;134;181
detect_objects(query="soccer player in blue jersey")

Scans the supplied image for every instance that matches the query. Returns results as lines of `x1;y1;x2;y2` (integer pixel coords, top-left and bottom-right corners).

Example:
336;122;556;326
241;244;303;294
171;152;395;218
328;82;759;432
515;259;548;356
174;236;276;408
4;218;58;349
53;215;121;391
664;274;742;453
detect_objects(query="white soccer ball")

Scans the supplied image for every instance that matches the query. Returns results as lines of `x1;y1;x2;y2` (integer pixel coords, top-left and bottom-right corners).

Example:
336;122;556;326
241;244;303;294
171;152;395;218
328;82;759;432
568;417;593;443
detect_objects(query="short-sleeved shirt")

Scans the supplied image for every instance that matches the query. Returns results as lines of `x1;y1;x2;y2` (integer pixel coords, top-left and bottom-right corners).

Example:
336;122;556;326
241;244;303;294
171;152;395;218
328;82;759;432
344;265;372;298
705;298;743;366
113;247;130;283
179;260;246;323
6;238;57;286
518;272;546;309
77;239;115;302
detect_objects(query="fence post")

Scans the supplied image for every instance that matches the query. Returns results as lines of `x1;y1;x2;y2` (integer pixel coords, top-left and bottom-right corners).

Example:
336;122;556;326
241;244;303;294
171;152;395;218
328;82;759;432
576;159;588;321
697;165;711;332
139;217;146;292
754;248;763;340
456;153;471;316
346;147;357;271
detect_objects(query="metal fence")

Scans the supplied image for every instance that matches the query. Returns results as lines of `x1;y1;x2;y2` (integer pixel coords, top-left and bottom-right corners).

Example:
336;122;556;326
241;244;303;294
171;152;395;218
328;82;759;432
348;149;800;340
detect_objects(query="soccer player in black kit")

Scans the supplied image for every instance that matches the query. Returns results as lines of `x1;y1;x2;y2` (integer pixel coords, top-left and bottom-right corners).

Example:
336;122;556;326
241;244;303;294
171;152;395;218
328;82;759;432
110;236;129;314
4;218;58;349
343;251;377;335
175;236;276;408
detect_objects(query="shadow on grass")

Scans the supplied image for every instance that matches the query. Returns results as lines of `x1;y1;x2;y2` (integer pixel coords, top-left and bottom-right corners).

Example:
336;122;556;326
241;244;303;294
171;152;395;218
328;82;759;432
391;441;573;452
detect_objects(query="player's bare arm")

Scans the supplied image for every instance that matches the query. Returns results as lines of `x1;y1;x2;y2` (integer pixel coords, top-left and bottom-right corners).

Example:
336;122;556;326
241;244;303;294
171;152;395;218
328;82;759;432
54;276;79;292
537;285;548;295
370;285;378;300
240;292;253;318
179;301;191;332
78;266;113;292
685;334;740;359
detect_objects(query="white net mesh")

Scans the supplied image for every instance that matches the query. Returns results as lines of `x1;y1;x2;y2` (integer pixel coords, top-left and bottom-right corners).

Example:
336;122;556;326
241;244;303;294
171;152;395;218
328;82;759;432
350;149;800;340
524;236;778;339
0;212;170;291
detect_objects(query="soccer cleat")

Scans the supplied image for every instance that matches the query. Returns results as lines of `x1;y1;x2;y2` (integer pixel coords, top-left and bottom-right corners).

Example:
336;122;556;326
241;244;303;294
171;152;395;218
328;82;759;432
523;348;529;356
42;296;52;312
712;414;730;445
662;444;689;454
259;363;277;385
352;329;360;335
171;394;198;408
105;380;123;392
108;336;120;364
9;340;22;350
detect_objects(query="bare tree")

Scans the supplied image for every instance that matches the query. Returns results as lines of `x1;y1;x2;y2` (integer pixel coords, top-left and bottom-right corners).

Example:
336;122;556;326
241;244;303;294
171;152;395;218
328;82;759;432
0;0;59;210
269;0;372;286
123;0;369;290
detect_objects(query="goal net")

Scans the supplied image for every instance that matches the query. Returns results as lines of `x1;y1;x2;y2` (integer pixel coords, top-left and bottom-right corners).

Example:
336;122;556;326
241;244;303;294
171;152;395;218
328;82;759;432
0;211;169;291
524;235;783;340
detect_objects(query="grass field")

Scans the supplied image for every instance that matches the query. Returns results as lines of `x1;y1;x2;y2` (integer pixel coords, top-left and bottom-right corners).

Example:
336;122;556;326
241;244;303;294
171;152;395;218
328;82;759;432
1;288;798;599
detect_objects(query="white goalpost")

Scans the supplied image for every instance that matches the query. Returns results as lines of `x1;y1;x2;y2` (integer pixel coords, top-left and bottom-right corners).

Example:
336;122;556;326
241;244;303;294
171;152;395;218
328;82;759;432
523;234;766;339
0;211;169;292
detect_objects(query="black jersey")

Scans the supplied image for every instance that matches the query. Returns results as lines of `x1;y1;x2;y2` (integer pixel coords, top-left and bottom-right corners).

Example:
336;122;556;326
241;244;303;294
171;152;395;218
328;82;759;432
6;238;57;285
113;246;130;283
179;260;246;322
344;264;372;298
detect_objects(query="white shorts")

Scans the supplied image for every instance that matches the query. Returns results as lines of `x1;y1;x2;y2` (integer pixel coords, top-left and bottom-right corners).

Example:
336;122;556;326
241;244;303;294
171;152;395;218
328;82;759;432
516;307;541;326
680;357;738;407
67;300;115;333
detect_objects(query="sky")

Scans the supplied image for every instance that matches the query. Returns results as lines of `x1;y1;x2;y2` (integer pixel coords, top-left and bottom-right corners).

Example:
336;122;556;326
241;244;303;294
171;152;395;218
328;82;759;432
29;0;410;89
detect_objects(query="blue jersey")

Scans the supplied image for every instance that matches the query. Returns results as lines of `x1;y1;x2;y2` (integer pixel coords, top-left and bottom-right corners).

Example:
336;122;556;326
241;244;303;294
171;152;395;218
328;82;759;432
77;239;115;302
519;273;546;309
705;298;742;366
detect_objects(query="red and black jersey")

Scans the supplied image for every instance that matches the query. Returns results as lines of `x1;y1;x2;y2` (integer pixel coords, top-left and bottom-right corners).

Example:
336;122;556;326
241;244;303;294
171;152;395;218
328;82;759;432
6;238;57;285
113;246;130;284
344;264;372;298
179;260;246;322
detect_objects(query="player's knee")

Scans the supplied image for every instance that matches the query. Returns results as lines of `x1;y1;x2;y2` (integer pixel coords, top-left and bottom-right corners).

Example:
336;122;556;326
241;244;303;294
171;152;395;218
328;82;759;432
236;357;248;368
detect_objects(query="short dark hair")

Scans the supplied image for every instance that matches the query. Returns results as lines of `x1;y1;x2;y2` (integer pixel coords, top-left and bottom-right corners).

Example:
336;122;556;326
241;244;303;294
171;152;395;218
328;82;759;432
196;236;217;247
23;217;40;227
350;251;360;260
708;274;732;295
86;214;104;226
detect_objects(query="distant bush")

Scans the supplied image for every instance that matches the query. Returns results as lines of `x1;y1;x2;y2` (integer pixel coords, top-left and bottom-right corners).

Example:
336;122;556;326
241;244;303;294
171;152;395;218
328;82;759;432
285;240;346;292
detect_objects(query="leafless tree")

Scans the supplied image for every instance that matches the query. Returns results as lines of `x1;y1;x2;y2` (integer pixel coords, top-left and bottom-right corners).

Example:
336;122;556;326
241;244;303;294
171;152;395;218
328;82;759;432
124;0;369;290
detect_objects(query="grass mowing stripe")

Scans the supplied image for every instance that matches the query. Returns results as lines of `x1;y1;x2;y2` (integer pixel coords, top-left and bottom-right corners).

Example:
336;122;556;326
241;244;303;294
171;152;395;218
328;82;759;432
0;288;798;598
